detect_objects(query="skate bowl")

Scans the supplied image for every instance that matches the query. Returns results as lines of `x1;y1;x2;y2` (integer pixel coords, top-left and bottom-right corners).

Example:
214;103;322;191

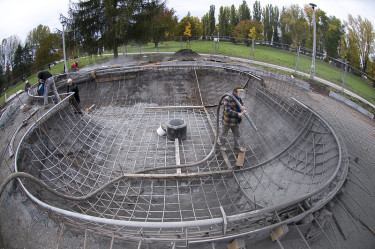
14;61;348;245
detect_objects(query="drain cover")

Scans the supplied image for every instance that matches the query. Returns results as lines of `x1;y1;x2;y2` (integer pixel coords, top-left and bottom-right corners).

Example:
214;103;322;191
166;119;187;140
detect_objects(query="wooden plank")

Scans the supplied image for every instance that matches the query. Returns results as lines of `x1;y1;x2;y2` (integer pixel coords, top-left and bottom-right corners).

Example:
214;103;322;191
221;150;232;170
175;138;181;173
145;106;204;110
235;147;247;167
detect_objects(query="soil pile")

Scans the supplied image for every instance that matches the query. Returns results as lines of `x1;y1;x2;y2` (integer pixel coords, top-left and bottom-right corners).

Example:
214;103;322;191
168;49;201;61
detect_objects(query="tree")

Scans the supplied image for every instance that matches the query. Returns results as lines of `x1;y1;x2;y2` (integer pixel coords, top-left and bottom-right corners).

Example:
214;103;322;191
0;36;21;71
253;1;262;22
25;25;51;59
232;19;263;41
219;6;230;37
175;14;203;38
229;5;239;35
324;16;344;58
70;0;103;56
345;14;375;73
131;1;176;48
12;44;33;79
238;0;251;21
34;33;62;69
0;64;5;94
262;4;273;42
209;5;216;36
202;13;210;37
70;0;165;58
158;6;178;43
280;5;308;47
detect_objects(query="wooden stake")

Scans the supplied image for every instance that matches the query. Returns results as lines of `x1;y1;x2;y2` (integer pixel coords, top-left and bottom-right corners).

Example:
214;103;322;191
175;138;181;173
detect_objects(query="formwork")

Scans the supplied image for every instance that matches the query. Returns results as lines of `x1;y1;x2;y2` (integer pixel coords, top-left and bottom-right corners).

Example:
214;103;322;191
14;62;348;246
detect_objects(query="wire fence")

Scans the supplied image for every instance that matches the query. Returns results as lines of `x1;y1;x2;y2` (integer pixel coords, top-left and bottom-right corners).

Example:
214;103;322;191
2;36;375;108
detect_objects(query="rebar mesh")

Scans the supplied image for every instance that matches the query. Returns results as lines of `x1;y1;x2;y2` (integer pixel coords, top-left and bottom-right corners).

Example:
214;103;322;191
15;62;348;243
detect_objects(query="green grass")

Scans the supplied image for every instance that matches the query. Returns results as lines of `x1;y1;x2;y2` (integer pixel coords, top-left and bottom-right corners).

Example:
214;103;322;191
2;41;375;108
0;55;111;107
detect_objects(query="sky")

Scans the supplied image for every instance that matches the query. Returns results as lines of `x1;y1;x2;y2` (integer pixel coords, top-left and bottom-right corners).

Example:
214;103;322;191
1;0;375;44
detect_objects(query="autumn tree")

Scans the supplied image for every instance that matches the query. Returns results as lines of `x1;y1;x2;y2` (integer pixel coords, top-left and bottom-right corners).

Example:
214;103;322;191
25;25;51;59
232;19;263;42
34;33;62;69
175;14;203;38
345;14;375;73
324;16;345;58
280;5;308;47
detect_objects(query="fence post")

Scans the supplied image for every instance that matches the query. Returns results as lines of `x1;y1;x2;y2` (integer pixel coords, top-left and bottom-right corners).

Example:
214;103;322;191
251;39;255;60
341;61;348;92
213;37;215;54
180;36;182;50
295;46;300;72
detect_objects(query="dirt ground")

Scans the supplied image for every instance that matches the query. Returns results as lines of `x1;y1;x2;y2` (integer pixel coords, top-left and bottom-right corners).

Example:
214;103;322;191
1;53;375;248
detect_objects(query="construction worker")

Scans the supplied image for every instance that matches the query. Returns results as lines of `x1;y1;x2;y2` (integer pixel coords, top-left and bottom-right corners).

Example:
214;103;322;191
24;80;31;92
37;71;61;109
218;87;246;152
66;78;82;114
71;61;79;72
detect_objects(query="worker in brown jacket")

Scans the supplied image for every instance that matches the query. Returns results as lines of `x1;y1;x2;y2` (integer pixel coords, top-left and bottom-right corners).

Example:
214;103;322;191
218;87;246;152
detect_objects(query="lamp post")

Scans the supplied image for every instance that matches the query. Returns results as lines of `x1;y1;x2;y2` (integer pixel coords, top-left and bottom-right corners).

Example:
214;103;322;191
309;3;317;79
60;16;68;74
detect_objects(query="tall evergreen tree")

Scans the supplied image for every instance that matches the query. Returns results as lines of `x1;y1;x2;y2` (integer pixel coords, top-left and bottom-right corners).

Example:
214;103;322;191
202;13;210;37
219;6;230;37
253;1;262;22
0;64;5;94
229;5;239;35
262;4;273;42
272;6;280;43
12;43;33;79
238;0;251;21
209;5;216;36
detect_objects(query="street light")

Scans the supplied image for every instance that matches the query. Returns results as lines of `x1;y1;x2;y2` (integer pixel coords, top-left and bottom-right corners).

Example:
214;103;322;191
309;3;317;79
60;15;68;74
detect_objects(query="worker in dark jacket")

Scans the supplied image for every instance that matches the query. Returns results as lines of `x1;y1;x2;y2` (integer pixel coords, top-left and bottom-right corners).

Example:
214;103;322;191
218;87;246;152
67;78;82;114
38;71;61;109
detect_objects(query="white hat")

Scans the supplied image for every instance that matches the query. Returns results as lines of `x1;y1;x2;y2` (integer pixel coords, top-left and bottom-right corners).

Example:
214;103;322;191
67;78;72;83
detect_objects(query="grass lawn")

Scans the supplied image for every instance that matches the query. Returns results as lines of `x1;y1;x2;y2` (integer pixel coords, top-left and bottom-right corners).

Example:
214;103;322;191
2;41;375;108
0;55;111;107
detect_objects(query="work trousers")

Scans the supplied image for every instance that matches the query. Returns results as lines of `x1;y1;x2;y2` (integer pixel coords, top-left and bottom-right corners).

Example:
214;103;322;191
219;125;241;148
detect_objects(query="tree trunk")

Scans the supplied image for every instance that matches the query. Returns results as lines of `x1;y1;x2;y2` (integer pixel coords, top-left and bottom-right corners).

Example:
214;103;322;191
114;46;118;58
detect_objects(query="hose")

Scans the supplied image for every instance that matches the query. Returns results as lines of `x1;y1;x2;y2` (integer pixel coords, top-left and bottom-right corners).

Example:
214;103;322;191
2;94;256;200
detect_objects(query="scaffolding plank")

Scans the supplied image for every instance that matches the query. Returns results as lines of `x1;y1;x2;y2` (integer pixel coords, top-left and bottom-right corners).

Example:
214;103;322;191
235;147;247;167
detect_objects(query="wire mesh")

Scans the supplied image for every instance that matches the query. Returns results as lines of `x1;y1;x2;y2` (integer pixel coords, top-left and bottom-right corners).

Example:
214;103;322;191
14;62;348;243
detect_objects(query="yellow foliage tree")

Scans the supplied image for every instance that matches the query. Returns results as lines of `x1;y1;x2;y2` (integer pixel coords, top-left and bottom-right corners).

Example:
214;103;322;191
184;22;192;37
184;22;192;49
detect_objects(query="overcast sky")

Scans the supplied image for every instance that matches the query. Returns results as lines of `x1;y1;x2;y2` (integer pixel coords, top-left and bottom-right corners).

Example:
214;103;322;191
1;0;375;44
